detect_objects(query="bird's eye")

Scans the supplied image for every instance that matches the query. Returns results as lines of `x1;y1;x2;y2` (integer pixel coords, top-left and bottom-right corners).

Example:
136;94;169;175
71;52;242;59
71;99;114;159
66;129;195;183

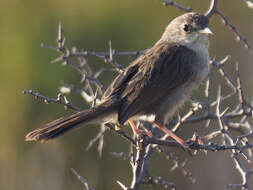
183;24;189;32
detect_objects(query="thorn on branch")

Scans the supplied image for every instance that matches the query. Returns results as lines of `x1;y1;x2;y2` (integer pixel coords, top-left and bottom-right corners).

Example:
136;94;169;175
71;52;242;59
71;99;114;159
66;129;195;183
205;0;218;18
85;125;108;152
161;0;193;12
116;180;129;190
235;63;247;110
71;168;95;190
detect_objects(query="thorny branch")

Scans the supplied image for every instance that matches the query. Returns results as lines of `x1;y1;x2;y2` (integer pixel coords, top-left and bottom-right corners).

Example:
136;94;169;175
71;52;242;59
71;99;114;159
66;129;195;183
206;0;253;52
160;0;192;12
71;168;95;190
163;0;253;53
24;0;253;189
22;89;81;111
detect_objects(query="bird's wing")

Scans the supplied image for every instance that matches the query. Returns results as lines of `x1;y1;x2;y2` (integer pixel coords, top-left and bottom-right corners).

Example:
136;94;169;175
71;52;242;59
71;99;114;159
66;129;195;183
102;62;139;101
116;42;198;124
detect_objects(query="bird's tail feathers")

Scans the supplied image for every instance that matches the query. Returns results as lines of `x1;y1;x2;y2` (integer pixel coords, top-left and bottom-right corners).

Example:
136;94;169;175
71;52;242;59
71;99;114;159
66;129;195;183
25;104;117;142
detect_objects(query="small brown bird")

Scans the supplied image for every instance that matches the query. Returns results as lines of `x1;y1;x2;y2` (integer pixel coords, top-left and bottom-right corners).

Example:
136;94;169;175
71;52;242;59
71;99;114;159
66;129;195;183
26;12;212;147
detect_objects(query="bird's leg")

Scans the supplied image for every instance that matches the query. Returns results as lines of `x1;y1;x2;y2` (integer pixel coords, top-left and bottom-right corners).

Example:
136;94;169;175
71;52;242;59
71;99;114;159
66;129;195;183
128;120;152;149
128;120;152;137
128;120;143;149
154;121;188;149
128;119;139;135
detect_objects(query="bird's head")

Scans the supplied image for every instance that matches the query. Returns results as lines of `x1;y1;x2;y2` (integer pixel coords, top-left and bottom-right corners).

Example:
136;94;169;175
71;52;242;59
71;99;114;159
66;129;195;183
161;12;212;50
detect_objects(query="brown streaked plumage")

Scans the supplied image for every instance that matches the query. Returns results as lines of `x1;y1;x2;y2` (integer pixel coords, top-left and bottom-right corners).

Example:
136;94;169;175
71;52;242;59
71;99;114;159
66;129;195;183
26;12;212;145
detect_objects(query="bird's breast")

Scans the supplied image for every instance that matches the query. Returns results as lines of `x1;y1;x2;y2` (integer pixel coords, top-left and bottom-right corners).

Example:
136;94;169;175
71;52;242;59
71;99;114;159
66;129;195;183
194;49;210;82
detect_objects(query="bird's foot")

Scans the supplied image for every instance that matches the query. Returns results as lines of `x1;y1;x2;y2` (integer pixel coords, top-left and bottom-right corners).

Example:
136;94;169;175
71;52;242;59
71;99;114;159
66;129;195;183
186;133;203;146
136;130;150;150
128;120;152;150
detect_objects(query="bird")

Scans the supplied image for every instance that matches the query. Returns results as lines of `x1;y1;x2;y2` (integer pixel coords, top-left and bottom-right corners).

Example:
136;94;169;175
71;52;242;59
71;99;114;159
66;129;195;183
26;12;212;148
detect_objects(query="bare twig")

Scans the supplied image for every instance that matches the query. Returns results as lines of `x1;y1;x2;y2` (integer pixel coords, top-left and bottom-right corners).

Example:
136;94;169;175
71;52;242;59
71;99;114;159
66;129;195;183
71;168;95;190
204;0;253;52
130;135;153;189
22;89;81;111
160;0;193;12
105;123;137;146
86;126;108;153
205;0;218;18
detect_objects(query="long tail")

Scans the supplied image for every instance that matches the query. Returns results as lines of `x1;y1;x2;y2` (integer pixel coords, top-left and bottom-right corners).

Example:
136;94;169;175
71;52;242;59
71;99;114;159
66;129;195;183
25;104;117;142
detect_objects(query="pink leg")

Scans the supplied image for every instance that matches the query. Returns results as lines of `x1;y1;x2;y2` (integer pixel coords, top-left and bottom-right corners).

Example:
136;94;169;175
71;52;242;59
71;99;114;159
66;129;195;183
154;121;187;148
128;119;139;135
128;120;152;137
128;120;153;150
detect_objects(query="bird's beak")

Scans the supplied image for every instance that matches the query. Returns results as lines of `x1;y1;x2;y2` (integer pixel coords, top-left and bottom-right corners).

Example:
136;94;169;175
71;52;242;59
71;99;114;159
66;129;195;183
198;27;213;35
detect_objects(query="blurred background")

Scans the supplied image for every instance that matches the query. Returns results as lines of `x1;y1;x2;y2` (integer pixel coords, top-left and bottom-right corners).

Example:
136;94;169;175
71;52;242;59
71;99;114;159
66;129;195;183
1;0;253;189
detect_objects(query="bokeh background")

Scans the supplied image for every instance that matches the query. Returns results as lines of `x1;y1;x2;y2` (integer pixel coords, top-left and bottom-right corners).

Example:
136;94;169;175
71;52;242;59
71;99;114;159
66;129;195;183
1;0;253;189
